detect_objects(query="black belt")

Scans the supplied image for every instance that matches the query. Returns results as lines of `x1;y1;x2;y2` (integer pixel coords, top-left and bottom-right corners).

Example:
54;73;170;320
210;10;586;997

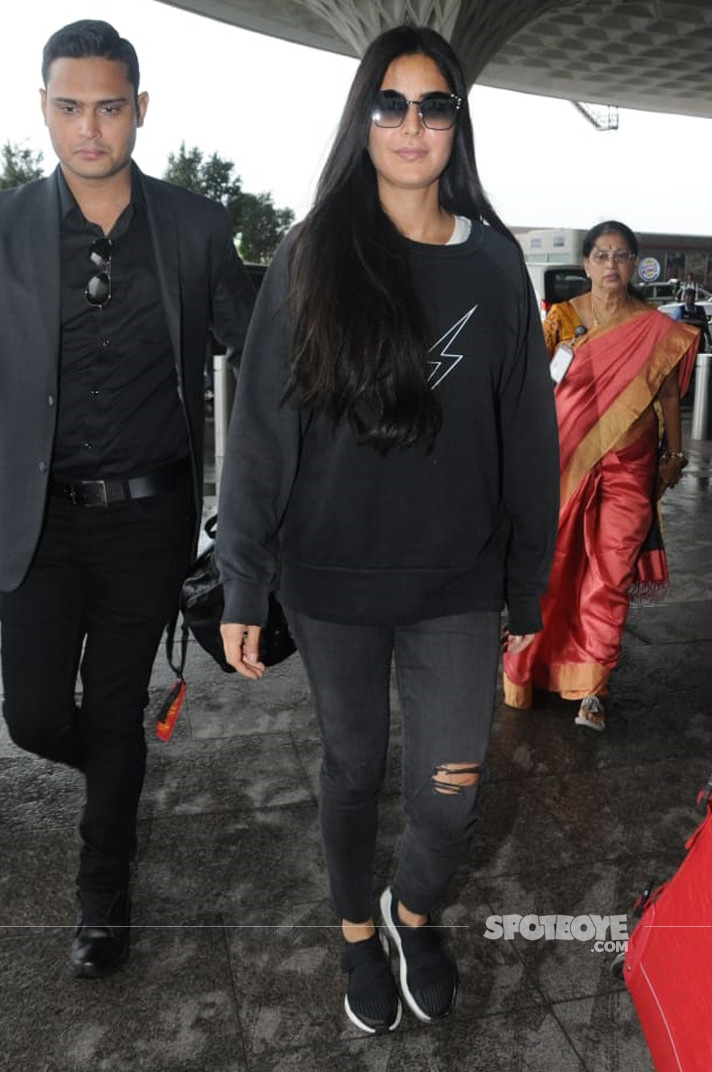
52;458;191;508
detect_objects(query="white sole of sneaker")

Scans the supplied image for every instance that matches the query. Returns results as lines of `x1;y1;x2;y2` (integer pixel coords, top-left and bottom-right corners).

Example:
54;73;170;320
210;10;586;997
343;930;402;1035
379;887;435;1023
344;994;402;1034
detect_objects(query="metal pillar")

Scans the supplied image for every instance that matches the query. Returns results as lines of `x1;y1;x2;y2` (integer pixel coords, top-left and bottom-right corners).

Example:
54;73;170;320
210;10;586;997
691;352;711;440
213;353;235;493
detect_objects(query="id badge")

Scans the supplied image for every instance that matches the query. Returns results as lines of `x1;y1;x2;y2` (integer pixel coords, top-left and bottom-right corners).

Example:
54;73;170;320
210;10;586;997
550;343;574;384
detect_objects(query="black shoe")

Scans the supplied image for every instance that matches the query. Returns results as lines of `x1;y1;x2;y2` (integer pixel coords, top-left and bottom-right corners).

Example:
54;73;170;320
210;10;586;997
380;887;457;1022
70;889;131;978
342;932;402;1034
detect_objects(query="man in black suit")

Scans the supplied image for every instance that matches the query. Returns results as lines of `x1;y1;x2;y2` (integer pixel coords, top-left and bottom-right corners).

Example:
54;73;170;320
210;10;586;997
0;20;254;977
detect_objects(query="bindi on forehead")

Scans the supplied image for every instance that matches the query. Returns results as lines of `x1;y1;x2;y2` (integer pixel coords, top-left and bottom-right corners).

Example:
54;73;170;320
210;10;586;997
593;234;629;248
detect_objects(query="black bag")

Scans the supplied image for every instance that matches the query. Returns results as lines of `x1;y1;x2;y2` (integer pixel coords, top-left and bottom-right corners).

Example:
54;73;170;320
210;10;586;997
168;516;296;675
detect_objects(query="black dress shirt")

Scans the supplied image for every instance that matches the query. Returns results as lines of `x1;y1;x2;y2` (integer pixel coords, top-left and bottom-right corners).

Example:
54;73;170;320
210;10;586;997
53;168;189;478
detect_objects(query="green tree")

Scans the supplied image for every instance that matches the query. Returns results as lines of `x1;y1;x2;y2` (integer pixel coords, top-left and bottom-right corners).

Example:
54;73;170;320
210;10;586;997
0;141;44;190
237;191;295;265
163;143;294;263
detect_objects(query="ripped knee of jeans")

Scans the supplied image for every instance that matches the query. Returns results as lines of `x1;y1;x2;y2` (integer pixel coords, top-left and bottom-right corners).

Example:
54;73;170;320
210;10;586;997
431;762;482;795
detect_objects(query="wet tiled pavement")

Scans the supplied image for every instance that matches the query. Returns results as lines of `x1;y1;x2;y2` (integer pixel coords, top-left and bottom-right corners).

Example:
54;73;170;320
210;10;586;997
1;412;710;1071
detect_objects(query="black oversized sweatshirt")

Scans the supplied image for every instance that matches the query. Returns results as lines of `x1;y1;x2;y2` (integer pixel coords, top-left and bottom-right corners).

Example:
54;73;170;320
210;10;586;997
216;222;559;636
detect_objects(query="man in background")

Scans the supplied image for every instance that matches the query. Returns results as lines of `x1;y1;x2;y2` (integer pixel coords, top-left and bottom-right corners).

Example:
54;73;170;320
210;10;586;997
679;286;711;351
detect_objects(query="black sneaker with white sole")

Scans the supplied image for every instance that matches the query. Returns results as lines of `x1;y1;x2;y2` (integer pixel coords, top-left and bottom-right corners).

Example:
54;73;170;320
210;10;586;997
380;886;458;1022
342;931;402;1034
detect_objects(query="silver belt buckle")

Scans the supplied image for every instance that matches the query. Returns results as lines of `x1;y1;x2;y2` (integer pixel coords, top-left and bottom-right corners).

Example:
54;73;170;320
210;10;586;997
80;479;108;507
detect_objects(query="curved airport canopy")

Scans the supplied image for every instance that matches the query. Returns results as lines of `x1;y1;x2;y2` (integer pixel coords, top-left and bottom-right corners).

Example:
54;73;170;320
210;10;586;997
157;0;712;119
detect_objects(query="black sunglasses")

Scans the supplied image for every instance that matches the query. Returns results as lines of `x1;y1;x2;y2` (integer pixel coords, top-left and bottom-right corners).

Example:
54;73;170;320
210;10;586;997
85;237;112;307
372;90;462;131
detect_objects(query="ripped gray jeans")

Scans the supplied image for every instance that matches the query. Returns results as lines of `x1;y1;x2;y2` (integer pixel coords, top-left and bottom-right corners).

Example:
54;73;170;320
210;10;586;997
285;609;501;922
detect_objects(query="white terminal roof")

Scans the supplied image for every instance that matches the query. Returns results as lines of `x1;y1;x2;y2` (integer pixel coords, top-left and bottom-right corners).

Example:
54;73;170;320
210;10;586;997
156;0;712;118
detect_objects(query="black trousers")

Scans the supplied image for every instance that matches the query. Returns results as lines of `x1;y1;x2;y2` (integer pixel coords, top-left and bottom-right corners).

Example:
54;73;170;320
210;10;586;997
0;482;194;891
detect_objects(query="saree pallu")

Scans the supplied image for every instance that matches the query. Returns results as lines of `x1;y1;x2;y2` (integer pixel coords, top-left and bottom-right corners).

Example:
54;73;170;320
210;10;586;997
503;308;698;708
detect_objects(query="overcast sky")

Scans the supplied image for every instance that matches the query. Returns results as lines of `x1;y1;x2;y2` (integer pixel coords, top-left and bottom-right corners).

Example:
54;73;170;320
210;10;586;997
3;0;712;236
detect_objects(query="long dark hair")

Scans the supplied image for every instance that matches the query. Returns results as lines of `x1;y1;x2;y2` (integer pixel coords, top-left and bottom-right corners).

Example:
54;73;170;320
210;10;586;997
288;24;513;452
582;220;643;299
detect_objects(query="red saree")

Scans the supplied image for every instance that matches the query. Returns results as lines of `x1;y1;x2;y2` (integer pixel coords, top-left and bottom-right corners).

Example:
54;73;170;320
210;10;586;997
503;306;698;707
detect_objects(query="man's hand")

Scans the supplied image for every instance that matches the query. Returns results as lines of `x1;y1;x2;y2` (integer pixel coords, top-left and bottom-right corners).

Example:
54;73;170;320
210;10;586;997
220;622;265;679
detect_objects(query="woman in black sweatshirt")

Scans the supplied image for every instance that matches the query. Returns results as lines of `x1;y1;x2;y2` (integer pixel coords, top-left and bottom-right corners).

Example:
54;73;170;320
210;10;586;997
217;24;558;1035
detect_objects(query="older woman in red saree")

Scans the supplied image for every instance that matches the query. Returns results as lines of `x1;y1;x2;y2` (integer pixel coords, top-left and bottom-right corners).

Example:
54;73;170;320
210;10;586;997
503;221;699;730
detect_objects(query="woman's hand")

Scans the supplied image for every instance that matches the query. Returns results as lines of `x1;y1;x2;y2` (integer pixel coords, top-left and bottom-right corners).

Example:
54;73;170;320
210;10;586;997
220;622;265;679
656;370;685;500
656;454;687;499
502;631;536;655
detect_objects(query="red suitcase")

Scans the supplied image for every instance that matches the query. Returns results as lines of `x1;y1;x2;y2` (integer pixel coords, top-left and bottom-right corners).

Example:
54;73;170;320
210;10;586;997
622;777;712;1071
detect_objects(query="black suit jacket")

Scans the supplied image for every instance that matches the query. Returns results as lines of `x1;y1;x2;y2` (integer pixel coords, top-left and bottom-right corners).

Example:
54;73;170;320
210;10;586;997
0;165;255;592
